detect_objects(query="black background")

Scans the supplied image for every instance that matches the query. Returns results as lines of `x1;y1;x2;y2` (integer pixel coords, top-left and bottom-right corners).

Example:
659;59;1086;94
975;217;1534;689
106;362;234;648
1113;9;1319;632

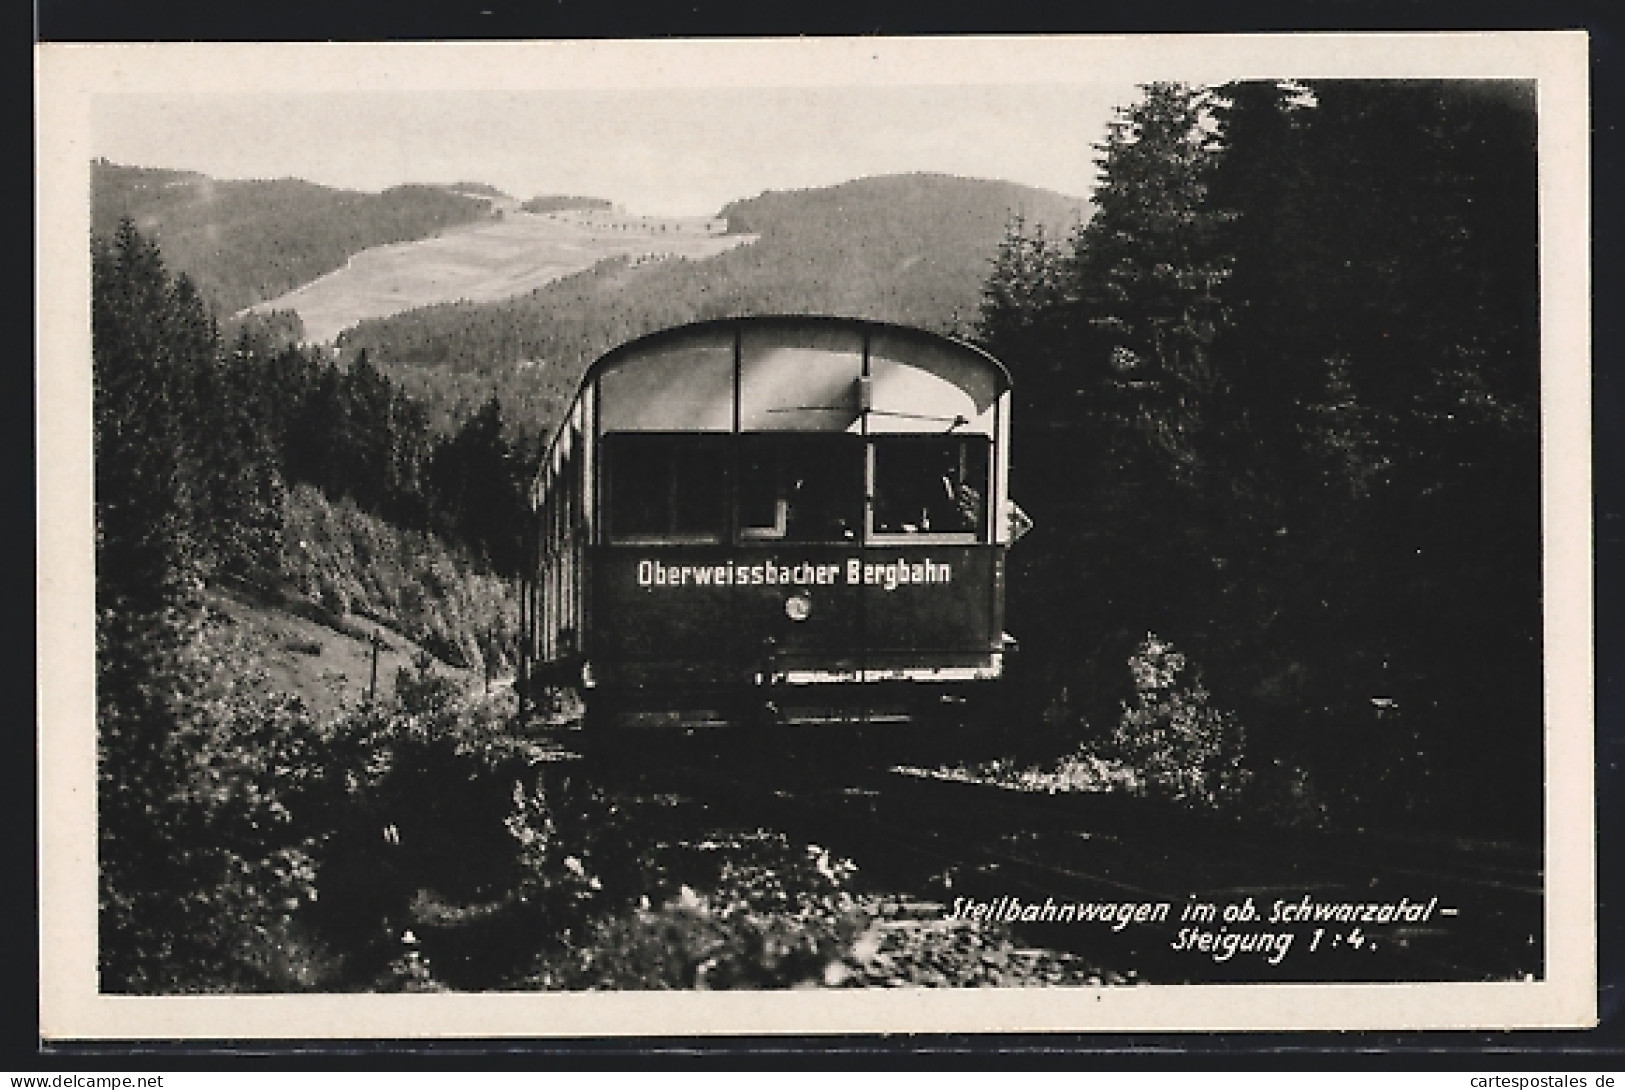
26;0;1625;1070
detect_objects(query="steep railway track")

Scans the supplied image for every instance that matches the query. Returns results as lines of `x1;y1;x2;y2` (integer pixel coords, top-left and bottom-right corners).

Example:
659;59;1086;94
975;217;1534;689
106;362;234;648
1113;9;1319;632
574;727;1544;985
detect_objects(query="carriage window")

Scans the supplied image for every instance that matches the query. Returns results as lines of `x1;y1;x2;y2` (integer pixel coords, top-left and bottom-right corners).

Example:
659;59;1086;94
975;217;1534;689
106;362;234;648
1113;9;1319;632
606;435;727;541
738;435;862;542
870;437;989;540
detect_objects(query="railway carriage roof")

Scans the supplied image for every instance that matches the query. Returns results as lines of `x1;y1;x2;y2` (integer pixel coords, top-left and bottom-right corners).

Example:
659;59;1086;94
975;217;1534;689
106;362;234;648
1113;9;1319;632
599;316;1008;435
534;316;1012;489
582;315;1011;392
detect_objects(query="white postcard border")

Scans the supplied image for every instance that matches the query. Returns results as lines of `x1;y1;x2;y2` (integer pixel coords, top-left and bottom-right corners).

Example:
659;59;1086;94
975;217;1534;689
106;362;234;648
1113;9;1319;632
36;31;1595;1038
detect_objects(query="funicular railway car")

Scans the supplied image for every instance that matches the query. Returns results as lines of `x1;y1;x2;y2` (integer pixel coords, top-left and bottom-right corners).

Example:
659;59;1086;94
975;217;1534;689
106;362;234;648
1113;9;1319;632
520;315;1019;740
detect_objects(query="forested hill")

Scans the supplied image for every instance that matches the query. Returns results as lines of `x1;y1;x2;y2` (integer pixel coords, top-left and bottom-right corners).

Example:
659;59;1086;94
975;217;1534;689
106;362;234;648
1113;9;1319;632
520;195;615;213
720;172;1081;241
709;173;1086;327
338;172;1087;439
90;160;499;315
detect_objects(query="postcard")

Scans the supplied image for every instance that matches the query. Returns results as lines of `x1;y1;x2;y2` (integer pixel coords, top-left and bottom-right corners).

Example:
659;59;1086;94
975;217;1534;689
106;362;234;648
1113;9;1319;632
36;31;1594;1038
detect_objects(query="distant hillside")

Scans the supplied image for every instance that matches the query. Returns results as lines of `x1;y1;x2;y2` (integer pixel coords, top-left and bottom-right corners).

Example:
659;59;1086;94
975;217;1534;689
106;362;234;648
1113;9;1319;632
341;172;1088;440
720;172;1083;243
91;160;498;314
521;195;615;214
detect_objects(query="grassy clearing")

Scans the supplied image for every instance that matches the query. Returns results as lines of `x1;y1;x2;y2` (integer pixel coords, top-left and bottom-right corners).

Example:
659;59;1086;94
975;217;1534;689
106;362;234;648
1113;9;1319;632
251;211;754;342
203;584;453;720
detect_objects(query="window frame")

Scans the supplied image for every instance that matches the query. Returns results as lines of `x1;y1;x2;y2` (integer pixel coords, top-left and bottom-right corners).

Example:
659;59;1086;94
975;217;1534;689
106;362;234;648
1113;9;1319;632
602;432;730;545
735;432;865;545
864;433;992;545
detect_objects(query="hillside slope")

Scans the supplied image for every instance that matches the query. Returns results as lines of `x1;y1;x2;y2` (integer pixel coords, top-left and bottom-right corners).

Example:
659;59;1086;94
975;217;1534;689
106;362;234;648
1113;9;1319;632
249;209;746;343
91;160;498;315
341;172;1088;439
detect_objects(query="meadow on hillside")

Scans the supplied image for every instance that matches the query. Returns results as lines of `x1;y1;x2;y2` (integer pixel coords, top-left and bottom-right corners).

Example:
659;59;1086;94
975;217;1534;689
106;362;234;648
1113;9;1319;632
250;210;750;342
91;160;497;315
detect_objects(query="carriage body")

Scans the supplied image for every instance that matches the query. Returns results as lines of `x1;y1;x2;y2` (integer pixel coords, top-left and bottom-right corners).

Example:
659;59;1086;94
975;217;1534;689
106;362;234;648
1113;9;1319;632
523;316;1016;731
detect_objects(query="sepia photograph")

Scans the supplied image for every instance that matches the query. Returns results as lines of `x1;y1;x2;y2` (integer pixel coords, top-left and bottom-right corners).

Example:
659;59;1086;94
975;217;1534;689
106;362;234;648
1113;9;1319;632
35;32;1594;1038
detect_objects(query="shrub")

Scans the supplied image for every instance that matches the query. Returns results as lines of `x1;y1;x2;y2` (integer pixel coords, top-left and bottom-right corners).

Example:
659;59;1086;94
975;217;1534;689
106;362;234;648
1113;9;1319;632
1098;633;1251;812
98;618;338;992
99;607;571;993
537;836;865;990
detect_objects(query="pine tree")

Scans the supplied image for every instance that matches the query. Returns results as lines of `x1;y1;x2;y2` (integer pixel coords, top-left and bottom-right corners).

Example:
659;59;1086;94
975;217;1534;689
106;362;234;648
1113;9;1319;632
968;81;1541;835
429;397;527;574
93;219;211;623
93;220;218;987
976;213;1070;410
1286;80;1543;829
1070;82;1234;481
340;350;394;510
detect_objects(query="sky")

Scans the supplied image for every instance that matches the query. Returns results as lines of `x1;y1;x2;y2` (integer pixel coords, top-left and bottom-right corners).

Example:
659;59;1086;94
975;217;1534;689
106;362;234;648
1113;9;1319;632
66;33;1575;217
90;83;1141;216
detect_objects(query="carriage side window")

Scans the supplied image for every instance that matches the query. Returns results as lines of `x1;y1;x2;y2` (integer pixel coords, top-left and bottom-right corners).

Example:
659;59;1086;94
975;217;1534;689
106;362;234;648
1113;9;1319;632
738;435;862;543
870;436;989;540
606;434;727;542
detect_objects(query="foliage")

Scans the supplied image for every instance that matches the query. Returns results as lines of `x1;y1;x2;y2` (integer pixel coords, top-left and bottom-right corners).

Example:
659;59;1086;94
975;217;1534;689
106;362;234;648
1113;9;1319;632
98;615;338;992
541;836;865;990
95;217;289;990
222;308;307;354
975;81;1541;836
280;484;521;674
303;662;533;981
93;220;285;598
98;611;604;993
93;221;541;991
424;397;530;574
94;221;305;989
239;342;532;575
919;636;1254;814
1100;634;1250;811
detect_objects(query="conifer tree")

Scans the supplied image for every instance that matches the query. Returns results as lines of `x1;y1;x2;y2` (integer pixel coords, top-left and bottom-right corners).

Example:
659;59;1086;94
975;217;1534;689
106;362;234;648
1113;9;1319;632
1069;82;1234;481
970;81;1541;834
93;219;218;986
93;219;210;625
976;213;1070;411
429;397;527;574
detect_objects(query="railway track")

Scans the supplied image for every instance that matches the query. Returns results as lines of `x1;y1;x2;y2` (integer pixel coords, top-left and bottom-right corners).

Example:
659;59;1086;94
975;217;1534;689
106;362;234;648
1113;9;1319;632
569;726;1544;985
891;772;1541;982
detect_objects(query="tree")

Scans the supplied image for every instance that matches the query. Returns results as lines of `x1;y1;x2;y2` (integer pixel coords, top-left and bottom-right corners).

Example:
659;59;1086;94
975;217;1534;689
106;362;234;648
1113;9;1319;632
93;219;211;625
1284;81;1543;829
979;85;1242;733
93;219;219;986
972;82;1543;835
976;213;1071;416
429;397;528;574
1069;83;1233;482
91;221;535;989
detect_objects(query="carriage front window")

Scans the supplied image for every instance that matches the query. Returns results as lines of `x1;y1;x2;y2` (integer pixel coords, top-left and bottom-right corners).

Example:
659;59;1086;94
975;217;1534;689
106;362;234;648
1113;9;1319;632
738;435;862;543
870;436;989;540
606;434;727;542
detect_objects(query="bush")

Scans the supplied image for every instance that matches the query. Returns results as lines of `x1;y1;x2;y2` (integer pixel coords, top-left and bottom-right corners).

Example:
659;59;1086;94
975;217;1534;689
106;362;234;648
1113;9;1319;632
1096;633;1251;812
541;836;865;990
102;622;886;993
98;618;339;992
98;610;579;992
